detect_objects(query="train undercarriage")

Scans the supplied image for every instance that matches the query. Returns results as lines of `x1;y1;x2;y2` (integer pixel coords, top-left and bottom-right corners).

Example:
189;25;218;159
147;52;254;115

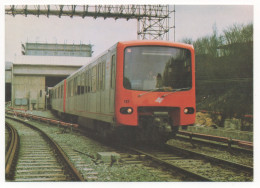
54;110;180;144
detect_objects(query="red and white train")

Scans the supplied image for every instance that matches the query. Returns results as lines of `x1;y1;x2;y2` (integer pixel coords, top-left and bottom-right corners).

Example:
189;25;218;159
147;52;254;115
50;40;196;142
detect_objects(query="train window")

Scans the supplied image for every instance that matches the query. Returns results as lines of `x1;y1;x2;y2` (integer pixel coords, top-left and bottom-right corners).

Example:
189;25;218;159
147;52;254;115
88;69;91;92
102;61;106;90
74;77;77;96
61;85;63;98
68;81;70;97
97;64;100;91
77;75;81;95
111;55;116;89
124;46;192;91
92;66;97;92
98;63;103;91
58;87;60;98
89;69;92;92
81;73;84;95
70;80;74;97
69;80;71;97
85;71;88;93
56;88;58;98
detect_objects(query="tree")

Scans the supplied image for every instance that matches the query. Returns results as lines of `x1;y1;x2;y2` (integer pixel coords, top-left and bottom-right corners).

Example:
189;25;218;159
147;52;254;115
182;23;253;130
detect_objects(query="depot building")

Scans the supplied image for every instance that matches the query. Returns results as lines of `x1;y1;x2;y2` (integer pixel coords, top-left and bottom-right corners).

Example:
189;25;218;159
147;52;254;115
6;42;92;110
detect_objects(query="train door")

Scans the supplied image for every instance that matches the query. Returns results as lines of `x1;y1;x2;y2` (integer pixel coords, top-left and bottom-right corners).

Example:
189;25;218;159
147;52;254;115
109;54;116;113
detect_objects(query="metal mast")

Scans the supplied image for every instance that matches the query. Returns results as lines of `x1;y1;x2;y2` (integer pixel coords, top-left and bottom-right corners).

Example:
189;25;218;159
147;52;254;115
5;5;174;41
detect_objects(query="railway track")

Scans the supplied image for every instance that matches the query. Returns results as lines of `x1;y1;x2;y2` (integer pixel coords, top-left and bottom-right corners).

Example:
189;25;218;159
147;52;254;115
176;130;253;152
127;144;253;181
6;110;253;181
5;117;84;182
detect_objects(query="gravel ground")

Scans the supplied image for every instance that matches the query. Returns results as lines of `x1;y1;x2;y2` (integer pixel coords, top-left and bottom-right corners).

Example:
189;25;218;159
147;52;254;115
13;118;183;182
6;112;253;182
167;138;253;167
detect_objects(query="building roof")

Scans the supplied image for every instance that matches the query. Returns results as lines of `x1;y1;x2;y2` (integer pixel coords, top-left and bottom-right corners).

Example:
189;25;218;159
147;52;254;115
13;55;92;66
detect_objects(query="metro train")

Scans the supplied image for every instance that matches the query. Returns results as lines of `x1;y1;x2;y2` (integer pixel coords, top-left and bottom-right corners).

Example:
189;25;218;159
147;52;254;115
50;40;196;142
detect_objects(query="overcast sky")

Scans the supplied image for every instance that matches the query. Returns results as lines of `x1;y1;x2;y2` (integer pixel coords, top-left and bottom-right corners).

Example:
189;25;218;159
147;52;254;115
4;4;253;62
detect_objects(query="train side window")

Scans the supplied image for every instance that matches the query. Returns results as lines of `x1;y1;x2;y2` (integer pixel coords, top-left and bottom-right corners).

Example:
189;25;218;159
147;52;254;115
99;63;103;91
61;85;63;98
77;75;81;95
102;61;106;90
81;73;84;95
68;81;70;97
85;71;88;93
70;80;73;97
111;55;116;89
92;66;97;92
97;63;100;91
89;70;92;92
74;77;77;96
68;80;71;97
58;87;60;98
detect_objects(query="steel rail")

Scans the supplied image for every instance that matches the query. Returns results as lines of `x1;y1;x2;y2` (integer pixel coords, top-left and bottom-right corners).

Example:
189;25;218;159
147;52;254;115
175;135;253;154
5;116;85;181
5;122;19;178
127;147;212;181
178;130;253;150
163;144;253;173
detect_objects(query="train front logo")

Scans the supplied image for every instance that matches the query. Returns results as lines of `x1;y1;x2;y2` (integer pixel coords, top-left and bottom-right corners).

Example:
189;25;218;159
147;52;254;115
155;97;164;104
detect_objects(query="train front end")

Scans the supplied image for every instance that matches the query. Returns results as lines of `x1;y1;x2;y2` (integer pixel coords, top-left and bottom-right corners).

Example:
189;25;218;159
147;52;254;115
115;41;195;138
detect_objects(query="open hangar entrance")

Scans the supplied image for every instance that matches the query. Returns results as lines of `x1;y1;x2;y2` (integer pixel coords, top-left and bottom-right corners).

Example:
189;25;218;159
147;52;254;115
45;75;67;109
46;76;67;87
6;83;11;102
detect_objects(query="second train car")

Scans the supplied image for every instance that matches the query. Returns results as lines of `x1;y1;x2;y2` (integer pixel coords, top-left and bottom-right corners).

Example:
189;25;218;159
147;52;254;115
50;40;196;142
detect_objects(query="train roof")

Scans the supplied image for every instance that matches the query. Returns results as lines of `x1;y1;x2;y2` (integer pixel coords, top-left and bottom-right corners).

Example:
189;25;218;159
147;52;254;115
117;40;194;49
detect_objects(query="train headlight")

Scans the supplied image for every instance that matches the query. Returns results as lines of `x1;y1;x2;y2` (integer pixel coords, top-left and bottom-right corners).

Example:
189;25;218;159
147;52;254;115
184;107;195;114
120;107;133;114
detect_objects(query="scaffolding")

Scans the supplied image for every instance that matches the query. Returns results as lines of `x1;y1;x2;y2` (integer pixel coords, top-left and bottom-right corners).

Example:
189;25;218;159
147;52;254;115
5;5;175;41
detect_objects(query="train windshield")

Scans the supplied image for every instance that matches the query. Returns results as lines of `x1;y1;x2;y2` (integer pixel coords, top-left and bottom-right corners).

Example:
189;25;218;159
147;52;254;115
123;46;192;91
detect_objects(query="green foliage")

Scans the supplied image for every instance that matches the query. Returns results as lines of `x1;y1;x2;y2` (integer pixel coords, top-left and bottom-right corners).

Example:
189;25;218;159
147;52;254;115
223;23;253;44
181;23;253;129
